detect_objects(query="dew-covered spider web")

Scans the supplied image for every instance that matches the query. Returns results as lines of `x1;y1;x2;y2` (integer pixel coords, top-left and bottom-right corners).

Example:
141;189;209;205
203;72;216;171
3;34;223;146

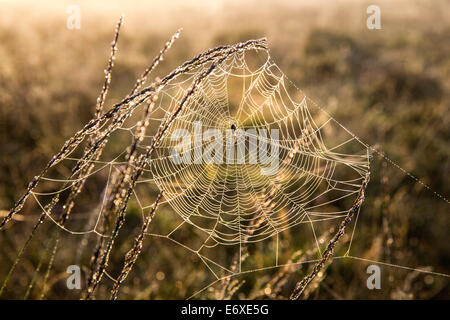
2;40;449;300
145;49;370;274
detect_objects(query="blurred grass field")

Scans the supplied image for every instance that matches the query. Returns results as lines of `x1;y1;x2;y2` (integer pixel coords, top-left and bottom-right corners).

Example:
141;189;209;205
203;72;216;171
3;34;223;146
0;0;449;299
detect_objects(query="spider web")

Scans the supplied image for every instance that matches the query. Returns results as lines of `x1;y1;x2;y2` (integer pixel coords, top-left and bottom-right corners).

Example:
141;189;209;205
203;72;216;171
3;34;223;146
142;49;370;277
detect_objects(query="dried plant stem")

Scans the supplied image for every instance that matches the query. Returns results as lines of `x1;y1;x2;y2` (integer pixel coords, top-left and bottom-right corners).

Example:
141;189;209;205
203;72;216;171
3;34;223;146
63;16;123;225
39;237;59;299
30;17;124;300
110;191;164;300
290;171;370;300
131;29;182;95
79;27;180;186
96;16;123;117
85;97;157;296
